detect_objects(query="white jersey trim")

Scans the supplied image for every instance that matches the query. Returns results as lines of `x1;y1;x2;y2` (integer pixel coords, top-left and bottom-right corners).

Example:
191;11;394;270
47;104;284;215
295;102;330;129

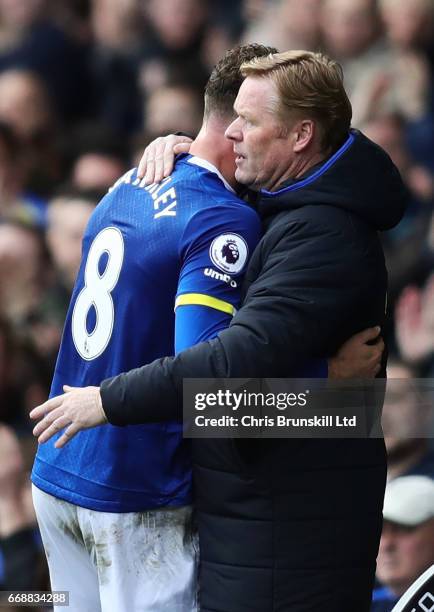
187;156;236;194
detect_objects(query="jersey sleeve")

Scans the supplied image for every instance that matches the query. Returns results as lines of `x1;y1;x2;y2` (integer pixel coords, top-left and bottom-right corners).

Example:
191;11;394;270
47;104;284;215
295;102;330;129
175;202;261;353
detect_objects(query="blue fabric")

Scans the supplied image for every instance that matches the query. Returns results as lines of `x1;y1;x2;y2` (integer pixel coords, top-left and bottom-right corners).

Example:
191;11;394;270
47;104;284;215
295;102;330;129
32;156;261;512
23;193;48;228
371;586;397;612
0;21;89;119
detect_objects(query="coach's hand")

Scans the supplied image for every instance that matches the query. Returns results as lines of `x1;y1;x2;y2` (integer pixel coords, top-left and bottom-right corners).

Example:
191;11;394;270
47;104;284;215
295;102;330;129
30;385;108;448
138;134;193;185
328;326;384;379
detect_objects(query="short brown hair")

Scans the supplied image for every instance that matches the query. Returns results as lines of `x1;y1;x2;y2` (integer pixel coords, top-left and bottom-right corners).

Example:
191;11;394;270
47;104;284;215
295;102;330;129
241;50;352;152
204;44;278;119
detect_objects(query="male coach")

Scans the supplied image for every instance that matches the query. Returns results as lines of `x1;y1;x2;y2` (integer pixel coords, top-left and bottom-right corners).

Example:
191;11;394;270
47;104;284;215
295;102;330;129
31;50;406;611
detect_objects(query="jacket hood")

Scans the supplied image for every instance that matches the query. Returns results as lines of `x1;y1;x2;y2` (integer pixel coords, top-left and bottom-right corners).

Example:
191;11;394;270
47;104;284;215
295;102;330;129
258;129;408;231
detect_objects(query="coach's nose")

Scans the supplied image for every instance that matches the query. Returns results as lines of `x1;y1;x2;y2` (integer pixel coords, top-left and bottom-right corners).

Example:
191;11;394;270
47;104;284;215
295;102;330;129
225;116;243;142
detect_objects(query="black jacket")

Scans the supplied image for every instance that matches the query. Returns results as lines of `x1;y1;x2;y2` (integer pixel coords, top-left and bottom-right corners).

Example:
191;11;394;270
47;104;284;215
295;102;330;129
101;131;407;611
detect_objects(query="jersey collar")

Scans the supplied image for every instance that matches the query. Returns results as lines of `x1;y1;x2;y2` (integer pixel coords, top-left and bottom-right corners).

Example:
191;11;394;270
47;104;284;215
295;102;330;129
187;155;236;194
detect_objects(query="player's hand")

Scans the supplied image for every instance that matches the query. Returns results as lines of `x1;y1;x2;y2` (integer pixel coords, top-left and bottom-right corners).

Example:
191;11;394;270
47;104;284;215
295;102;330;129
328;326;384;379
138;134;193;185
30;385;108;448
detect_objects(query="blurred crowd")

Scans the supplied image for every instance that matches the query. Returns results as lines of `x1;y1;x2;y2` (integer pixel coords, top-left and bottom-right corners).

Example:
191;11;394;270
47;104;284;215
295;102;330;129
0;0;432;608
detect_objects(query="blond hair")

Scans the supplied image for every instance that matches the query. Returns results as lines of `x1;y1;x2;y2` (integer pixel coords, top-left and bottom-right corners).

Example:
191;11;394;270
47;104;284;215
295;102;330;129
240;50;352;152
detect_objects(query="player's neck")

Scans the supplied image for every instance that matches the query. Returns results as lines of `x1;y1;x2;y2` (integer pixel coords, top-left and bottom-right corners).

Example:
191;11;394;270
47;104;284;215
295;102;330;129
189;120;237;190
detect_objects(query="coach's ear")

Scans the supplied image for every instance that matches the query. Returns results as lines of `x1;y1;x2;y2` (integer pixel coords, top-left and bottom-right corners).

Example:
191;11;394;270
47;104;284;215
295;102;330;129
291;119;316;153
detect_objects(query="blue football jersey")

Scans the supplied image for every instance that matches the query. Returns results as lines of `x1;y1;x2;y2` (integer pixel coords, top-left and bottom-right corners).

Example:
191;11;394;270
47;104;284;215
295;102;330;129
32;155;261;512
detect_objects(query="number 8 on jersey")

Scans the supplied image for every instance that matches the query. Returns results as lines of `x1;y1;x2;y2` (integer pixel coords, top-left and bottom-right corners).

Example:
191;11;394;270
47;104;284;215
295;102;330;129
72;227;124;361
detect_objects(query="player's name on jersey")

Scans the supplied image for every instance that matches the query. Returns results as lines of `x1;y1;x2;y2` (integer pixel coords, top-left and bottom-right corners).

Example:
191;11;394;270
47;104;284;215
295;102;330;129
110;170;177;219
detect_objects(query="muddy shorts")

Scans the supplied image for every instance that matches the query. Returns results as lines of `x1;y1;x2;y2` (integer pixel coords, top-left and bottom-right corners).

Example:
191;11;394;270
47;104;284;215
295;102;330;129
32;485;198;611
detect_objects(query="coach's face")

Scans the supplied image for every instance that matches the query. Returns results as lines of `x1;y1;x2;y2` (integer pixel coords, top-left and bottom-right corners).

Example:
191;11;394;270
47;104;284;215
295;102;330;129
225;76;294;191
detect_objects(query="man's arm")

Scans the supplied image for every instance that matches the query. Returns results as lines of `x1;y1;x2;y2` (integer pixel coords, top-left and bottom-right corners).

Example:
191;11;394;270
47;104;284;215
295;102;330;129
173;201;261;353
101;216;385;425
30;211;384;437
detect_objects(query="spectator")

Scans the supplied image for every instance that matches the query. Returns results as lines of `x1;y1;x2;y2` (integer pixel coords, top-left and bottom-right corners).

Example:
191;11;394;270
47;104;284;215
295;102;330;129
0;69;52;141
0;424;47;592
87;0;144;134
321;0;384;67
65;123;129;193
321;0;431;125
145;83;203;137
72;154;126;193
0;0;90;122
379;0;434;60
91;0;143;52
383;361;434;480
373;476;434;611
0;220;49;328
0;69;62;196
0;122;46;227
362;113;433;205
49;0;92;43
395;273;434;375
0;317;49;430
379;0;434;173
0;318;19;424
242;0;322;52
139;0;209;96
144;0;208;55
46;191;97;292
0;217;61;379
362;113;433;318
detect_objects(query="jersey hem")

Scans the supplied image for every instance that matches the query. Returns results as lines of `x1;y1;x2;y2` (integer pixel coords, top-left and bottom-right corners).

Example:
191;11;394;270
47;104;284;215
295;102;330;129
31;464;192;513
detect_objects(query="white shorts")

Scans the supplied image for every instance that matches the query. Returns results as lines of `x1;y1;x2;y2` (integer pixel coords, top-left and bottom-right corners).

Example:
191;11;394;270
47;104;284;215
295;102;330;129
32;485;198;612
